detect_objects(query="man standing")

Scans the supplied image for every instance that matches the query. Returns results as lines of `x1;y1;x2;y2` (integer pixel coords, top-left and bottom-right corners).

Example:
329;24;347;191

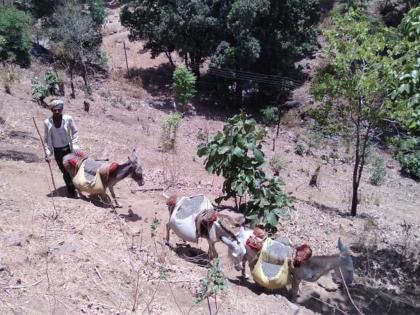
44;99;79;198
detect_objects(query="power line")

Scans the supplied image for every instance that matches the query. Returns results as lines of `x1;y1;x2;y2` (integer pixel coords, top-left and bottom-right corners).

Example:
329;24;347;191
207;66;302;89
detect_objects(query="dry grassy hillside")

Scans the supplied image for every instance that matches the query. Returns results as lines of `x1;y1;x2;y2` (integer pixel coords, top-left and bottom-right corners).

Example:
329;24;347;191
0;6;419;315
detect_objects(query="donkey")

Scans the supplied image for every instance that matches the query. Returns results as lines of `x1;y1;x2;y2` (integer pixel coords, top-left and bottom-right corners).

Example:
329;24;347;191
165;195;247;263
228;228;354;301
63;149;144;207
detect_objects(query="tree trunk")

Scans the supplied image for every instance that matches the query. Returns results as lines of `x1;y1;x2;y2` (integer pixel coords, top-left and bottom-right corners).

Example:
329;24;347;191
351;109;361;216
81;62;91;96
69;64;75;99
165;51;175;67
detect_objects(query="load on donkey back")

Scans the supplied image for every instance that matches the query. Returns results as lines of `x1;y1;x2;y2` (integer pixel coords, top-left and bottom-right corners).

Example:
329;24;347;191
63;149;144;207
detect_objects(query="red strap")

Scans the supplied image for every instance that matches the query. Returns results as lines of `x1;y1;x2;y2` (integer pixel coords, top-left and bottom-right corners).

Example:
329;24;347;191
68;157;78;168
108;162;119;175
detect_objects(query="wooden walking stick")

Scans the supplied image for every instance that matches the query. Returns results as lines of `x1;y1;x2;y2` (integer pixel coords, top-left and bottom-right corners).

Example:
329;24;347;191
32;117;57;192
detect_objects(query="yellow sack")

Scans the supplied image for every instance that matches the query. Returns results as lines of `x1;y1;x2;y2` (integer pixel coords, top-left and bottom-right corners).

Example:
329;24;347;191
72;160;105;195
251;238;291;290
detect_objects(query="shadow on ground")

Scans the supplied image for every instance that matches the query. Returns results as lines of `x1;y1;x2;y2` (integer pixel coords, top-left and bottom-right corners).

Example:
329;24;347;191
297;243;420;315
172;243;209;267
0;150;40;163
127;63;173;98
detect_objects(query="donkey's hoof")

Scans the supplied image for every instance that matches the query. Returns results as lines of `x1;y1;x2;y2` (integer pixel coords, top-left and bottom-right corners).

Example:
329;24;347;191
241;273;250;280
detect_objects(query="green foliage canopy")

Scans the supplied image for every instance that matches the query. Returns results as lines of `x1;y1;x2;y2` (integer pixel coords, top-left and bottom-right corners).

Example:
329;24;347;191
197;112;267;200
0;6;33;67
211;0;320;75
172;66;197;111
388;7;420;134
121;0;320;77
197;112;291;231
311;9;391;215
121;0;223;74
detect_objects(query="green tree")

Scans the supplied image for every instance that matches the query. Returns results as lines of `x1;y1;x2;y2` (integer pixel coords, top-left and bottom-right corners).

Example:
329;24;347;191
197;112;291;231
211;0;319;75
387;6;420;134
48;0;103;96
121;0;320;85
121;0;223;77
312;10;390;216
0;6;33;67
172;66;197;112
197;112;267;206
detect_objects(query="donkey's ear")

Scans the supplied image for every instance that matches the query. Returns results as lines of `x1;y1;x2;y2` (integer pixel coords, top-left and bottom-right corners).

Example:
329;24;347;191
238;226;245;241
129;149;138;162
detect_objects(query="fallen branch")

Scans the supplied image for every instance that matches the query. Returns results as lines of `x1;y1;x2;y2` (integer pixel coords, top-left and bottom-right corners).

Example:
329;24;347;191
94;266;103;280
131;187;164;193
3;278;44;290
310;295;348;315
340;268;364;315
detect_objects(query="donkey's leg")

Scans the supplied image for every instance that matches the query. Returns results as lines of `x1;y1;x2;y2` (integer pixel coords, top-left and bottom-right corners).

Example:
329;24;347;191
109;186;122;208
291;276;301;302
241;260;249;280
165;223;172;247
208;241;218;263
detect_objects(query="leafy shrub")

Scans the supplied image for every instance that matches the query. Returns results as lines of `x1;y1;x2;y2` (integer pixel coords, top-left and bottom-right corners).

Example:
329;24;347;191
172;66;196;112
197;112;267;201
88;0;106;27
195;258;227;304
394;137;420;181
269;155;287;175
245;177;292;233
197;112;292;231
370;157;386;186
260;106;279;126
161;113;183;152
0;6;32;67
31;70;60;102
295;142;308;156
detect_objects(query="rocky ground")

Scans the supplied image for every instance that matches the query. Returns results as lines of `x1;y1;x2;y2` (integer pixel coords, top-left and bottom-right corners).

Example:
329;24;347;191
0;6;419;315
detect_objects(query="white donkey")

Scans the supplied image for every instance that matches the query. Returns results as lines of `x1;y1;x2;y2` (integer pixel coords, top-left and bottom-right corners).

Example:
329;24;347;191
228;228;354;301
164;194;247;263
63;149;144;207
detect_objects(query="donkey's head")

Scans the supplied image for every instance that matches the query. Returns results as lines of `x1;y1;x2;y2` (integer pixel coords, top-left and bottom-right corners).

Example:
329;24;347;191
128;149;144;186
224;226;247;271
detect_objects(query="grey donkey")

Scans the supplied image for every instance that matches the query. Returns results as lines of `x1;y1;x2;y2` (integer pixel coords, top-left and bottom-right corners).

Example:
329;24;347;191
63;149;144;207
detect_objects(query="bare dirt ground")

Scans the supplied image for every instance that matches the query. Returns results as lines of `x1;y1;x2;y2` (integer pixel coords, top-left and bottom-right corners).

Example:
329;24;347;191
0;6;419;315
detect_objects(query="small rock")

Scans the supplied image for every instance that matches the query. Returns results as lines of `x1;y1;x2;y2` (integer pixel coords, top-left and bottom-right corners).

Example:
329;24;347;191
5;232;27;247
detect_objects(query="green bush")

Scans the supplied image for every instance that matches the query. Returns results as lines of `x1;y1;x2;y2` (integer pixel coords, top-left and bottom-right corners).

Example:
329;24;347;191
172;66;196;112
370;157;386;186
260;106;279;126
0;6;33;67
245;177;292;233
394;137;420;181
197;112;267;201
197;112;292;232
31;70;60;102
195;258;227;304
161;113;183;152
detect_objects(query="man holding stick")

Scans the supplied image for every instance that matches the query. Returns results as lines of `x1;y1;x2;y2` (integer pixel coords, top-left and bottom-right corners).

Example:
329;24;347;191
44;98;80;198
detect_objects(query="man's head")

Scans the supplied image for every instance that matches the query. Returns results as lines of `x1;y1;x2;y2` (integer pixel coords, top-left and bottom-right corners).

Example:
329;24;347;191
48;99;64;118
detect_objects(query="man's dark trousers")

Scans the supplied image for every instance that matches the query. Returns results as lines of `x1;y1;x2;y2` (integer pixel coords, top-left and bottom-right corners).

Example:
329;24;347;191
53;145;76;197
